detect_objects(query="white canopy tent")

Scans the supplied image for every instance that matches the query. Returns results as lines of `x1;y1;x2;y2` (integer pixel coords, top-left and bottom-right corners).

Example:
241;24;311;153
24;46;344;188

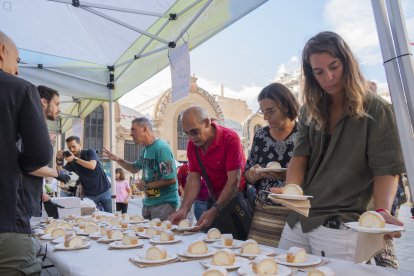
0;0;268;133
0;0;268;209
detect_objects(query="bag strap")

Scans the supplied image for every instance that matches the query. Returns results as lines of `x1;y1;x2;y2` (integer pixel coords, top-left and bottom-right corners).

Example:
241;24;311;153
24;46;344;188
195;147;216;202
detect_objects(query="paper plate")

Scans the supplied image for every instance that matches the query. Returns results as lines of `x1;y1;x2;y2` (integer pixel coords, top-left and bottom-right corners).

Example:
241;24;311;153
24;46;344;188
275;254;321;267
344;222;405;234
257;168;287;173
200;257;250;270
54;241;92;251
177;249;216;258
131;253;178;264
235;247;275;258
149;236;182;244
238;263;291;276
269;193;313;201
108;240;144;249
212;240;243;249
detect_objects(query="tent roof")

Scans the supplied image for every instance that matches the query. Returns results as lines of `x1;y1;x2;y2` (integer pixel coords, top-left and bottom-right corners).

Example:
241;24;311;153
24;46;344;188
0;0;268;132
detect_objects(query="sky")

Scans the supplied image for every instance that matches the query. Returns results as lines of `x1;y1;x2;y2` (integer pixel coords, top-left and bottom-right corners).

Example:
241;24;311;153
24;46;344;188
119;0;414;112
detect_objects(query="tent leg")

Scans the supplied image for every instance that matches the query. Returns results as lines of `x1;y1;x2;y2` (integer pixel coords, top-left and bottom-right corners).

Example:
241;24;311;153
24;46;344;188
109;89;116;213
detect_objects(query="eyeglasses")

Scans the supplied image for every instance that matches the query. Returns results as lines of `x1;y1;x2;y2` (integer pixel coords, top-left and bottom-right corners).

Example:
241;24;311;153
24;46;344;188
182;128;201;137
256;105;279;117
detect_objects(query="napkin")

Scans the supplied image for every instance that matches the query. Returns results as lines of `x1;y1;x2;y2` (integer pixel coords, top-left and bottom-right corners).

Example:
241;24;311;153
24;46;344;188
353;232;385;263
268;195;310;217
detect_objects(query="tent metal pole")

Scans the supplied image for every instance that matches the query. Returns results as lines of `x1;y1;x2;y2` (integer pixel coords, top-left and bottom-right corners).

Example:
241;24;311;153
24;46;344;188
371;0;414;201
47;0;167;18
81;7;170;45
114;18;171;81
173;0;213;44
176;0;204;17
44;68;107;86
109;87;116;213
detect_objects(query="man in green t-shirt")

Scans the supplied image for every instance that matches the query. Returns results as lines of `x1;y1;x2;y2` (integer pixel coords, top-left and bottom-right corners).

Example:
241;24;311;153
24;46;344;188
103;117;179;220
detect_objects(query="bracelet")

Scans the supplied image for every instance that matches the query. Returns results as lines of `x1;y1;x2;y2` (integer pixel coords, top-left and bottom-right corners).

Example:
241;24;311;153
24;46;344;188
376;208;390;214
248;169;257;183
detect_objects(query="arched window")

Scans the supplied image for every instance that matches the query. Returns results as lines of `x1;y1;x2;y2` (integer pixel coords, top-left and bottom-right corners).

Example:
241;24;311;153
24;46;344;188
177;112;188;150
254;124;262;134
83;105;104;152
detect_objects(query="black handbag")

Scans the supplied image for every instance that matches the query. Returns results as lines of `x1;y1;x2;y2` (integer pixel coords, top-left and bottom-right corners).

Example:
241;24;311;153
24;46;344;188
195;148;252;240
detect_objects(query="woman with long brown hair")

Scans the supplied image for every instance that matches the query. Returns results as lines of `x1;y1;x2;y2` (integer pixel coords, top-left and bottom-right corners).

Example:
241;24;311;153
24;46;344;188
274;31;404;262
115;168;132;213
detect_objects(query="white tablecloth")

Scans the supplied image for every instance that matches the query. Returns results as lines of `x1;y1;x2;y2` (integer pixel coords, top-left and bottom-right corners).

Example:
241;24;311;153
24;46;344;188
35;232;410;276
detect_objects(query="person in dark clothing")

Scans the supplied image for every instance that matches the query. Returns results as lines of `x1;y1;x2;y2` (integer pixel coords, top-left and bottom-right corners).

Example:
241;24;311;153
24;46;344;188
0;31;52;275
56;136;112;212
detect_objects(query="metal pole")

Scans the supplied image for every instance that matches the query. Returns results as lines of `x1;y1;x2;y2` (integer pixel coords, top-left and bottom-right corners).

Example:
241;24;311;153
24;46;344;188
109;87;116;213
371;0;414;201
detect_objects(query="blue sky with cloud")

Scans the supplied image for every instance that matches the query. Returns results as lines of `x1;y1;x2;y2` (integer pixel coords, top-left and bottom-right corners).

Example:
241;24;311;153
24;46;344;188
119;0;414;111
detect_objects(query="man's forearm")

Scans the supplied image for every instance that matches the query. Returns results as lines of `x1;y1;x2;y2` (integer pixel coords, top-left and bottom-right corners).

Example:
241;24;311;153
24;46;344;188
116;159;139;173
29;166;58;178
147;178;176;189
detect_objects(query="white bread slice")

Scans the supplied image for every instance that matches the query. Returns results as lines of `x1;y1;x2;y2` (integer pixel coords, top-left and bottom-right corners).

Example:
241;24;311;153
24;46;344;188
252;255;278;274
282;184;304;196
241;239;260;255
146;226;160;236
64;236;84;248
287;247;307;263
202;266;228;276
178;219;191;227
51;227;66;238
84;224;98;234
212;249;235;266
150;218;161;227
187;240;208;254
161;220;172;230
266;162;281;169
130;214;145;223
146;245;167;260
207;228;221;239
358;211;385;228
108;229;123;240
308;266;336;276
122;233;138;245
44;225;57;234
160;230;174;241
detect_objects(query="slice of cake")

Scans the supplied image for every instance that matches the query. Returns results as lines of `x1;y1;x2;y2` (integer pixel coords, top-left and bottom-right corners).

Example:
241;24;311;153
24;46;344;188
99;226;111;236
187;240;208;254
266;162;281;169
358;211;385;228
51;227;66;238
109;219;121;228
84;224;98;234
252;255;278;275
221;234;233;247
122;233;138;245
121;213;130;221
58;222;73;230
308;266;336;276
202;266;228;276
150;218;161;227
211;249;235;266
121;220;129;229
146;245;167;260
240;239;260;255
207;228;221;240
146;226;160;236
160;230;175;241
130;214;145;223
108;229;123;240
44;225;57;234
64;236;84;248
161;220;172;230
133;224;146;233
287;247;307;263
282;184;304;196
178;219;191;228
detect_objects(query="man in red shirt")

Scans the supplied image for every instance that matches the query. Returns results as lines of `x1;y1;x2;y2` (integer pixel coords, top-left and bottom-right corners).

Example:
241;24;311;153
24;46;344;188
169;106;252;239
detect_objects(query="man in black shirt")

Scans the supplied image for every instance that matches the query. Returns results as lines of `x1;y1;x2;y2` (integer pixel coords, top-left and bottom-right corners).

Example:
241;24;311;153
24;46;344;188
0;31;52;275
56;136;112;212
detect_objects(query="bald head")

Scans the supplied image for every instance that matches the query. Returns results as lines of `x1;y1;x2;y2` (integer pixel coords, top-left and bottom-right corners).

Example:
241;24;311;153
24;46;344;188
0;31;19;75
182;106;210;124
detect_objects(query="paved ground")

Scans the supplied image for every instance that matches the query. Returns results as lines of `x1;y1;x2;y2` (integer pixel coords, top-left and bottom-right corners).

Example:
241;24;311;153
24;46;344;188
41;198;414;275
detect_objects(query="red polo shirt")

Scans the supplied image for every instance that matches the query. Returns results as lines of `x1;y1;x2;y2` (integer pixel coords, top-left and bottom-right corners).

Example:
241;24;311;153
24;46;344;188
187;123;246;200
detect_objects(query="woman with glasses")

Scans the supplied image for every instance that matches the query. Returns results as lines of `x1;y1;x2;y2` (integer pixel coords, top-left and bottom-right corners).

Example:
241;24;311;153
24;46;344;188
244;82;299;247
276;31;404;262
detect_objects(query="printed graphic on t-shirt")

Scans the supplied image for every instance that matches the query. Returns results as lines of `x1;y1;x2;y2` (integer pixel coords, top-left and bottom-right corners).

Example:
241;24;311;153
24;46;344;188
159;161;173;175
